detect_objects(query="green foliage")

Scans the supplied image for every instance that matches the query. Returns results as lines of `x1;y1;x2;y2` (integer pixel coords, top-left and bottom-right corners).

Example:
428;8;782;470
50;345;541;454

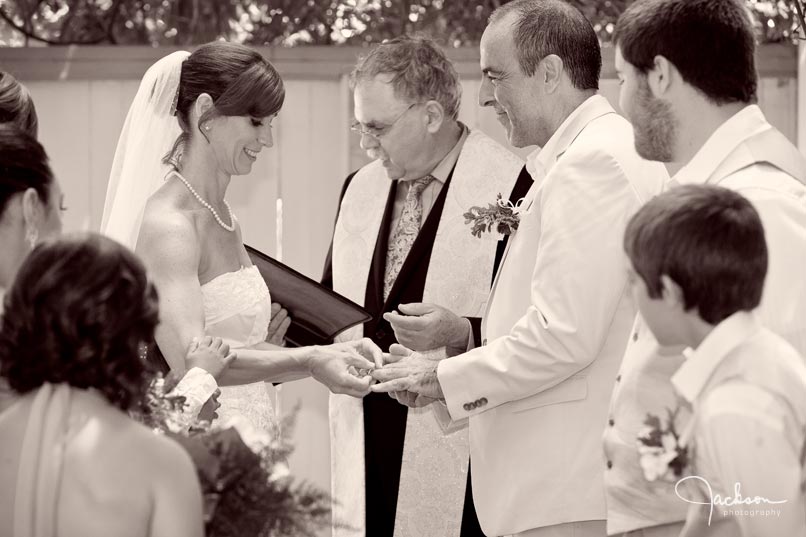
0;0;801;46
130;377;331;537
463;192;521;238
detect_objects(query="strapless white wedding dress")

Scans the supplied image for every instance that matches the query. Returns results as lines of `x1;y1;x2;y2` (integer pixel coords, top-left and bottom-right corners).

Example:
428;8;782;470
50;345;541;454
201;265;276;432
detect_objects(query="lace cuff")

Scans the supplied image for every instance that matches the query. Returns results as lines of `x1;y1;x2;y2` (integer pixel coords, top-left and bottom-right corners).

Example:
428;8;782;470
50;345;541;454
168;368;218;430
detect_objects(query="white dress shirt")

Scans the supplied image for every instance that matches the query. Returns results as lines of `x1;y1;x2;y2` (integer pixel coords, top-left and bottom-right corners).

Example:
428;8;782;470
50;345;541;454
672;311;806;537
604;104;806;535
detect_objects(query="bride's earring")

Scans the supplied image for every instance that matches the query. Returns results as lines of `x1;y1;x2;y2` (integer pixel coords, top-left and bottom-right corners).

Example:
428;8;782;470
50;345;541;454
25;225;38;250
199;122;212;143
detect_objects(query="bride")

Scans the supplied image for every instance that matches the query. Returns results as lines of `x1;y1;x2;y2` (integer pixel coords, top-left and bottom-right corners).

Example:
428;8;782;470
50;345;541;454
102;42;379;431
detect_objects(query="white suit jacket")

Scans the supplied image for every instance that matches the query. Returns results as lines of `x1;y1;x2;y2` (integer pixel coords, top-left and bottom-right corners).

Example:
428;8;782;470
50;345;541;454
438;96;667;536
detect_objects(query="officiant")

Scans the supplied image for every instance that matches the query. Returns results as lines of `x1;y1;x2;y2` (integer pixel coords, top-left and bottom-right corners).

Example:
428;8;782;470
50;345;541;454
321;35;524;537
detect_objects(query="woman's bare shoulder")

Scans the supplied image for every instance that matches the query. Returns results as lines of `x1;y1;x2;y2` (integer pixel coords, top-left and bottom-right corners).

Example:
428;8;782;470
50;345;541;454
141;184;197;238
57;405;200;537
128;423;196;477
72;403;196;486
137;191;201;271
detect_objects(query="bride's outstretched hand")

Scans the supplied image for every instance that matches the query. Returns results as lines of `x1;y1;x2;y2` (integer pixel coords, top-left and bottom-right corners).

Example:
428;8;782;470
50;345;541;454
308;338;382;397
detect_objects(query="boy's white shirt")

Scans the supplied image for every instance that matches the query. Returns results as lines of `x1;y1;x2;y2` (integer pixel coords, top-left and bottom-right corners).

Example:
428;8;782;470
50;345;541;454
672;311;806;537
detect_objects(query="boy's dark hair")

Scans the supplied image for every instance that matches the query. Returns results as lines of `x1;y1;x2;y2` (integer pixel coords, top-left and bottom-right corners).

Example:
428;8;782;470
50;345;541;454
624;184;767;324
614;0;757;105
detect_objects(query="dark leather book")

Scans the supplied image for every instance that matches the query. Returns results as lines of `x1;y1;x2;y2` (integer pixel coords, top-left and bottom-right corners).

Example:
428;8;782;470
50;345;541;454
245;244;371;347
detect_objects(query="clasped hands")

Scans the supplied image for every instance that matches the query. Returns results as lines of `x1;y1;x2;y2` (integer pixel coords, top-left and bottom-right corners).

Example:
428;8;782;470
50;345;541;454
335;302;465;406
313;338;444;404
335;342;445;407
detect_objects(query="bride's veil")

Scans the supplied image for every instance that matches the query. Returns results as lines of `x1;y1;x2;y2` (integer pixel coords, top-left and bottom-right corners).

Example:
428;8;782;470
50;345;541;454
101;50;190;250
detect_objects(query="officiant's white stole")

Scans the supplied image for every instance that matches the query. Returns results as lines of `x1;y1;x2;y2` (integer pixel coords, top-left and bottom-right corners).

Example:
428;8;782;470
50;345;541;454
330;130;522;537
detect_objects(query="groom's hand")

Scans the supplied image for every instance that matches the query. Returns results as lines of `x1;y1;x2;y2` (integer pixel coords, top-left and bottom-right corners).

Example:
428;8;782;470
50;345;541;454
384;303;470;354
371;344;445;401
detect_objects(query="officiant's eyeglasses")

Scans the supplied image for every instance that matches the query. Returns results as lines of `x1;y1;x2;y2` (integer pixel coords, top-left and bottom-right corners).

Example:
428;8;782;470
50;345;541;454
350;102;423;138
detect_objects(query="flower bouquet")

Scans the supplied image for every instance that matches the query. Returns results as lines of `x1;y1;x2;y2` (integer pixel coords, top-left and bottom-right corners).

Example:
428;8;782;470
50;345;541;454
133;376;330;537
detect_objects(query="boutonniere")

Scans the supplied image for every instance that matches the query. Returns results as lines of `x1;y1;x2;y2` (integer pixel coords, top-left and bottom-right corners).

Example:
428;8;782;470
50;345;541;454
636;407;689;482
463;193;526;238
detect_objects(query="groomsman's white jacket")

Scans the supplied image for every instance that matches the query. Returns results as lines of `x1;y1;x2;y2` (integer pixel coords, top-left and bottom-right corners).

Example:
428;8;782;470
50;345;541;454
437;96;667;536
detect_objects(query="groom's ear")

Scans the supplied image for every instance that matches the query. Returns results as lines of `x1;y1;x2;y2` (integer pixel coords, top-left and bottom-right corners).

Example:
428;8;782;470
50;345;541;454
646;55;673;98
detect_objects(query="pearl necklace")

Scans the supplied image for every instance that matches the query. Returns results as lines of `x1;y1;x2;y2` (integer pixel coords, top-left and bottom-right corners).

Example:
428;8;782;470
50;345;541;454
171;170;235;232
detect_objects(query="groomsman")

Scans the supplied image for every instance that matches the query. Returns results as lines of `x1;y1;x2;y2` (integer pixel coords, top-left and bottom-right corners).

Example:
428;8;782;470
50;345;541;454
372;1;666;536
604;1;806;536
321;36;524;537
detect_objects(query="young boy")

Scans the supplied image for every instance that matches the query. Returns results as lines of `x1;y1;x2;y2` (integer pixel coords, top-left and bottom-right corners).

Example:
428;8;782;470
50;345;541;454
623;184;806;537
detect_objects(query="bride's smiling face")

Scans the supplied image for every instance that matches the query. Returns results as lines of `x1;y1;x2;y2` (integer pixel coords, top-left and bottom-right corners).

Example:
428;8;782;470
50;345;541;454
207;114;275;176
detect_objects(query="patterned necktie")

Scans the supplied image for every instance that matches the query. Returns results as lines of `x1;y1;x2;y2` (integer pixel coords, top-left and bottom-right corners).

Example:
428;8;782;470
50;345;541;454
383;175;435;299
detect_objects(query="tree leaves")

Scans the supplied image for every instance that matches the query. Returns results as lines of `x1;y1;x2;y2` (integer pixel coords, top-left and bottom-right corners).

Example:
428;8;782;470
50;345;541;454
0;0;798;46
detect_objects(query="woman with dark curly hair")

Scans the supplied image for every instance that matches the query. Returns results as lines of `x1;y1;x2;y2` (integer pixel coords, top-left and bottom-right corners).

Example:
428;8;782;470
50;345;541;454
0;232;203;537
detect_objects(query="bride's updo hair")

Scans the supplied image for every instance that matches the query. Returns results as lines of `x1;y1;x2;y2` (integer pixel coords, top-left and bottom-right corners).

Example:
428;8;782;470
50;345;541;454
0;232;159;410
164;41;285;168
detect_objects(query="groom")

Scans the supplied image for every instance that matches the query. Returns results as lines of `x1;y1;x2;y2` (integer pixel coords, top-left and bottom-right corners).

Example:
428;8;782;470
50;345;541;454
322;36;524;537
373;2;666;536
